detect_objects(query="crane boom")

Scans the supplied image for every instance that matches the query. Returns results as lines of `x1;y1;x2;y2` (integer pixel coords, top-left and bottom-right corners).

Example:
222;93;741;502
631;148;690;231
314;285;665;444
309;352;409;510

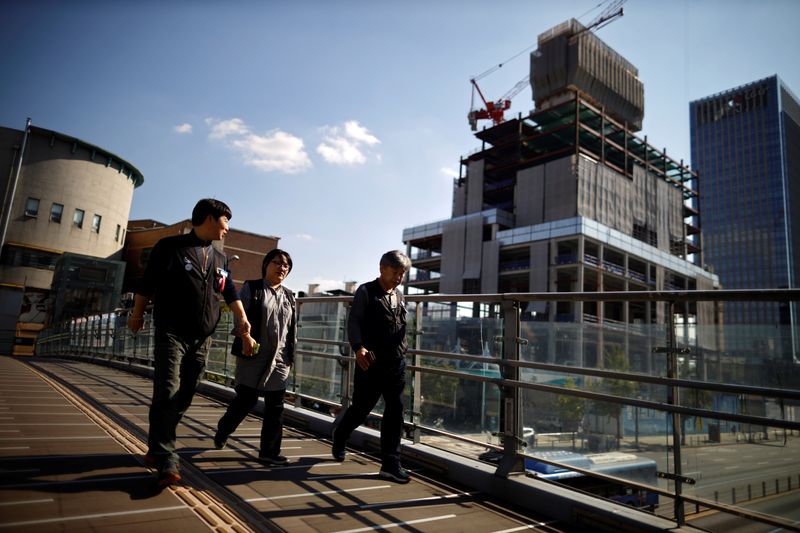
467;0;627;131
468;79;511;131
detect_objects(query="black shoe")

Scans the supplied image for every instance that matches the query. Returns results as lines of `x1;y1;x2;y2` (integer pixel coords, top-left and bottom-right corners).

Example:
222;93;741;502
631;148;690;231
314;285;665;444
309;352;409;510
379;466;410;484
258;454;289;466
213;433;227;450
157;459;181;487
331;436;346;462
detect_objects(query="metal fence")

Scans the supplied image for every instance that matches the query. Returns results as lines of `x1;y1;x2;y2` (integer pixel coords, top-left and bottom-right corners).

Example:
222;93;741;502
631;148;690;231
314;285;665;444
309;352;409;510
36;289;800;530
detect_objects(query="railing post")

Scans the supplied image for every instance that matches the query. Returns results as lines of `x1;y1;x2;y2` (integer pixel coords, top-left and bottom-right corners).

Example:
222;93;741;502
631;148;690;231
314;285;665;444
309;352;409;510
145;317;153;363
667;300;685;526
340;302;354;410
412;301;423;444
496;299;523;477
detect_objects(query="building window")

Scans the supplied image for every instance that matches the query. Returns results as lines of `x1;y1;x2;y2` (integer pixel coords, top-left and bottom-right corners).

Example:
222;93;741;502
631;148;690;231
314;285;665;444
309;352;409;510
73;208;85;228
25;197;39;217
1;244;59;271
140;247;152;267
115;224;121;242
50;203;64;223
92;214;102;234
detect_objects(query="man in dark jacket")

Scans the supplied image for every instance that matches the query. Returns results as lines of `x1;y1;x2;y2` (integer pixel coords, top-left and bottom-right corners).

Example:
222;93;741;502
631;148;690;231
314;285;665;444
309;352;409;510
128;198;250;486
331;250;412;483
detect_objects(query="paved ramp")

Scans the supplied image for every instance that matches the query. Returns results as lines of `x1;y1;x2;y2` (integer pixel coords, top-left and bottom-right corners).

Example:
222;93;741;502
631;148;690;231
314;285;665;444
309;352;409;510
0;356;568;532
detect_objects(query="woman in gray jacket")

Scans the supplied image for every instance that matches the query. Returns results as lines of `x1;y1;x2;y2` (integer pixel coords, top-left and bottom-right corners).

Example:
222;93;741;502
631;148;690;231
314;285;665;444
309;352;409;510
214;249;296;465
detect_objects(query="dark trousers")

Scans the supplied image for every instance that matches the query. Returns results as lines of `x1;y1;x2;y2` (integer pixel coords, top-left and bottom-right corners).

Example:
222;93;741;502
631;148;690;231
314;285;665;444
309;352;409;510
217;385;285;458
148;330;210;460
333;360;406;469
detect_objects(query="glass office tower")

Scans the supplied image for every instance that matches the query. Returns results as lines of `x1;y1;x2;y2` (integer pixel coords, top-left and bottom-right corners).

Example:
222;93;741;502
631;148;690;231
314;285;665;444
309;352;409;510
691;75;800;362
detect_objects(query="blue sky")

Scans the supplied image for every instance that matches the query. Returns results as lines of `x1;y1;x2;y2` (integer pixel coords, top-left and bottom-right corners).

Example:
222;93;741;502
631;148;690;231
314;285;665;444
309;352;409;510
2;0;799;294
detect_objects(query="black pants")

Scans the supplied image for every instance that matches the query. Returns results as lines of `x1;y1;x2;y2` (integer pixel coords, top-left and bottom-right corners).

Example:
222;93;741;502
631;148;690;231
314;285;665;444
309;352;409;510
334;359;406;469
216;385;285;458
148;330;210;460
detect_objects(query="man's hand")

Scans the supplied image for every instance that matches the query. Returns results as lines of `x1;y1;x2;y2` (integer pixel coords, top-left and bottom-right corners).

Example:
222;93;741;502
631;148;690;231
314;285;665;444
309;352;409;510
128;294;149;335
127;315;144;334
355;347;375;371
228;301;251;337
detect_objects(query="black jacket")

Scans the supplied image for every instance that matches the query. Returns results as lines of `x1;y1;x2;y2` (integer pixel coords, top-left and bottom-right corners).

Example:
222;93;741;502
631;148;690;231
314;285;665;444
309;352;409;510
136;230;239;339
347;279;407;361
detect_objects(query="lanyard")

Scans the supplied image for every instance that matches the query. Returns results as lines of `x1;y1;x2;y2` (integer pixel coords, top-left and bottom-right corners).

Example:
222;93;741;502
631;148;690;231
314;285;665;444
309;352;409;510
194;245;211;275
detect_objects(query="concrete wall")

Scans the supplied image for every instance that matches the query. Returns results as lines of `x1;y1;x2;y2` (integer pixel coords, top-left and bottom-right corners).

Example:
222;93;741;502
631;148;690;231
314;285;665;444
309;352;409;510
440;218;466;293
515;156;578;227
465;159;484;215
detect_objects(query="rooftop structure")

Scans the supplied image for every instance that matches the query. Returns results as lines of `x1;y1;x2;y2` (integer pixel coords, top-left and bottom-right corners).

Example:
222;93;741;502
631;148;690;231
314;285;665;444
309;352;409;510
531;18;644;131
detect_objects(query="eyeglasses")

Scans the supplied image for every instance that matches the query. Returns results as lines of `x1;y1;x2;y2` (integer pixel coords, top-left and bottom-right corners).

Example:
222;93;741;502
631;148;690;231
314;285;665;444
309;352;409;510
271;260;291;270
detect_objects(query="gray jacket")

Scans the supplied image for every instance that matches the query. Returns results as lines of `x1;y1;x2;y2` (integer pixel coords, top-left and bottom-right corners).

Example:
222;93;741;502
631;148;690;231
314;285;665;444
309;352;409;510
234;280;296;391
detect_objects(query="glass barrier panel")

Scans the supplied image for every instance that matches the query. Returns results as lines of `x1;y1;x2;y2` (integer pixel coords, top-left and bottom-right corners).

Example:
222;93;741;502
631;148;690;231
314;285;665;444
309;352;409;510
671;320;800;524
411;299;503;457
206;310;236;383
292;299;349;409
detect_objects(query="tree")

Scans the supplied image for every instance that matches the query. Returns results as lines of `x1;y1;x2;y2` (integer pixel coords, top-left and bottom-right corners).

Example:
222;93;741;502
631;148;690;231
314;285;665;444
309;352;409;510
589;345;637;449
557;377;586;449
678;356;712;445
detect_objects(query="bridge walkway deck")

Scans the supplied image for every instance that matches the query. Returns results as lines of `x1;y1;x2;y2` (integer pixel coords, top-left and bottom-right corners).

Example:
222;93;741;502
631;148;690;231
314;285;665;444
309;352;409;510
0;356;569;532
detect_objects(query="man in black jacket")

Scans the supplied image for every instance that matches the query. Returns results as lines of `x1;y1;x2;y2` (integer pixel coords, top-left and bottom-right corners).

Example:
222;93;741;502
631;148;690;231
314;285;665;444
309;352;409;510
128;198;250;486
331;250;412;483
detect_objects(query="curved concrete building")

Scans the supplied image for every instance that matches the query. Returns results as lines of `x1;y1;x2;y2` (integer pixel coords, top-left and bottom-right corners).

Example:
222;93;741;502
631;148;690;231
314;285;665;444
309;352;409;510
0;121;143;353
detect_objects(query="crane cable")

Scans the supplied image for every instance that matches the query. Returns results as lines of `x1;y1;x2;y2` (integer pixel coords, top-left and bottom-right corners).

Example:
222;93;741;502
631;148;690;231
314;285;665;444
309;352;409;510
470;43;537;83
470;42;537;112
470;0;613;83
469;0;622;115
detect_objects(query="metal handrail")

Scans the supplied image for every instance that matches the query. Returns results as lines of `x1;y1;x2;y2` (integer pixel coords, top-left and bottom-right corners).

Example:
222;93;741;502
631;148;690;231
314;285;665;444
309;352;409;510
409;346;800;400
35;288;800;531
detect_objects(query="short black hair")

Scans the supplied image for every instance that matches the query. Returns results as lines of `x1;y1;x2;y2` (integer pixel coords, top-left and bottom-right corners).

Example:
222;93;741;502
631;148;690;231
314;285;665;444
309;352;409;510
262;248;293;277
191;198;232;226
380;250;411;271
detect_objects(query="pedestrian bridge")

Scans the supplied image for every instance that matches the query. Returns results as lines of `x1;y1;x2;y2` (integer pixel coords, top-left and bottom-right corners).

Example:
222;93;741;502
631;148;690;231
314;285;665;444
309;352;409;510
8;289;800;532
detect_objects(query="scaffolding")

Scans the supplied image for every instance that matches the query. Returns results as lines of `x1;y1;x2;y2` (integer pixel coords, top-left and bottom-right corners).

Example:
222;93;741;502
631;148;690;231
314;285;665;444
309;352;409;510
464;90;701;260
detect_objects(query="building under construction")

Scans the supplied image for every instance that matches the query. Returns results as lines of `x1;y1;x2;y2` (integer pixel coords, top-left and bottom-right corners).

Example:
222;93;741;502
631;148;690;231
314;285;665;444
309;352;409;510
402;19;719;363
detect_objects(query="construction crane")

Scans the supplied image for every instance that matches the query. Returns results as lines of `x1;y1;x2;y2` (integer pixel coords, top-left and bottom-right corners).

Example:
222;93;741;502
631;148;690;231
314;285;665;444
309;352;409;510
468;77;529;131
467;0;626;131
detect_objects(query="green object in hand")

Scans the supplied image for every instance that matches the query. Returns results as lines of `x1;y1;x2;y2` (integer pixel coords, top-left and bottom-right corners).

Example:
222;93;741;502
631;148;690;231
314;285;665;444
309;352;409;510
252;342;260;355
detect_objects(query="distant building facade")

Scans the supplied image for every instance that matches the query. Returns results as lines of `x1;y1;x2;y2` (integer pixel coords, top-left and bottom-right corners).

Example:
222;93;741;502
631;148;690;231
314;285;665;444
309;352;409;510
402;19;719;370
690;75;800;361
291;283;357;406
0;121;143;354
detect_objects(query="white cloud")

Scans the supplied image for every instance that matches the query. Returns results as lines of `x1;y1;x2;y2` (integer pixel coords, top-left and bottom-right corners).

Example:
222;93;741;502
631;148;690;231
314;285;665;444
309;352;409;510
206;118;312;174
344;120;380;145
295;233;313;241
207;117;249;140
174;123;192;134
316;120;380;166
230;131;312;174
317;134;365;165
